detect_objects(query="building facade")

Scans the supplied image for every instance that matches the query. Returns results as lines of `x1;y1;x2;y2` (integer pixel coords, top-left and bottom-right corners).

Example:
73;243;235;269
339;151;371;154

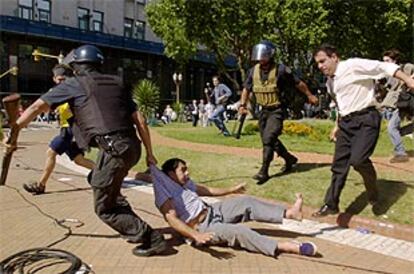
0;0;219;107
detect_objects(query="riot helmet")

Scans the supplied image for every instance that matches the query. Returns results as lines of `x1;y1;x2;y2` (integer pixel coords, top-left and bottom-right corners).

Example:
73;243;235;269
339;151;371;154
251;40;276;62
69;45;104;65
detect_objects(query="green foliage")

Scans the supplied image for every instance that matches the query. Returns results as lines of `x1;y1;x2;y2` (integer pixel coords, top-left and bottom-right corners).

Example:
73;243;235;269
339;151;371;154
243;122;259;135
147;0;412;89
324;0;413;60
147;0;329;90
132;79;160;120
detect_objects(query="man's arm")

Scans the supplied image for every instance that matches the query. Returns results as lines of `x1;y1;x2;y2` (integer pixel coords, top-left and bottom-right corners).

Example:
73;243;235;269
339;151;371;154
394;69;414;92
195;183;246;197
295;80;319;105
160;199;214;244
238;88;250;114
217;84;232;104
131;110;157;166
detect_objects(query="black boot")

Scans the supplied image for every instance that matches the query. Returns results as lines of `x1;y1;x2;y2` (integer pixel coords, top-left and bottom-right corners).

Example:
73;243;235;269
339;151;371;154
132;230;167;257
281;154;298;173
253;165;270;184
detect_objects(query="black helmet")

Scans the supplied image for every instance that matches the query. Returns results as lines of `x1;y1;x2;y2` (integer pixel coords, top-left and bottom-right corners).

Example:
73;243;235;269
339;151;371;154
251;40;276;61
70;45;104;65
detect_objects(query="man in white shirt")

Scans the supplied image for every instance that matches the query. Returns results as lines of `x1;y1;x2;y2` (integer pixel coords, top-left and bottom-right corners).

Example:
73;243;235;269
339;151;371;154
312;44;414;217
151;158;318;257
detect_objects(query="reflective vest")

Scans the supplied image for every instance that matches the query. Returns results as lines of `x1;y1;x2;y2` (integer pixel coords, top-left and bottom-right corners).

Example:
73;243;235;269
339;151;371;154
73;73;135;148
252;63;280;107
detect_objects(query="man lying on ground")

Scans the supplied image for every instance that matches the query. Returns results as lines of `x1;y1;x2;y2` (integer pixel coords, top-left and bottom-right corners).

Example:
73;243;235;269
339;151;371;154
150;158;317;257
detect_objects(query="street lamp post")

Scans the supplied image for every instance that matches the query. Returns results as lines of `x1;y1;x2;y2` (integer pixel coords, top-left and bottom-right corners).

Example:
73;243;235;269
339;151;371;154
172;72;183;105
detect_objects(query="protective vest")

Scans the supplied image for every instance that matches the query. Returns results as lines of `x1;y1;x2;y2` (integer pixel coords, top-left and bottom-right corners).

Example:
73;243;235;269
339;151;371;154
56;103;72;128
252;63;280;107
73;73;135;148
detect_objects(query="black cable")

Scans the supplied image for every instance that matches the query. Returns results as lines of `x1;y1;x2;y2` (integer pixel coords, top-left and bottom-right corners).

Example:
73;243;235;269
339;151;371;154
0;184;93;273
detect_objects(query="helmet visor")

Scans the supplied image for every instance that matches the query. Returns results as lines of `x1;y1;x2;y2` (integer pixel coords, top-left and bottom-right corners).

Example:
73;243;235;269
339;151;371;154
251;44;274;61
62;50;75;66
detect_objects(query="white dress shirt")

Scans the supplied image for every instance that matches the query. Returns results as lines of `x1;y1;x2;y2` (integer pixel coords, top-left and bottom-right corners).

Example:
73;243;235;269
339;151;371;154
328;58;399;116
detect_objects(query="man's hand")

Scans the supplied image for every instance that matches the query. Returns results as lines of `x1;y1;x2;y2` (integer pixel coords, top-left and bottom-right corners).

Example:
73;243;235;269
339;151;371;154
193;231;215;245
2;126;19;153
146;154;158;166
308;94;319;105
238;105;248;115
231;183;247;194
330;125;339;142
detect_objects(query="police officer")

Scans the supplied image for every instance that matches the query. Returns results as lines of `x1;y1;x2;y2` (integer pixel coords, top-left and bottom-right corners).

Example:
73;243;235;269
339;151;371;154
239;41;318;184
8;45;167;256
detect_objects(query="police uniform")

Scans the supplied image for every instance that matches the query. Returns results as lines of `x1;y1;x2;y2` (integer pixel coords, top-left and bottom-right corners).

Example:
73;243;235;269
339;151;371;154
243;62;299;182
40;69;163;249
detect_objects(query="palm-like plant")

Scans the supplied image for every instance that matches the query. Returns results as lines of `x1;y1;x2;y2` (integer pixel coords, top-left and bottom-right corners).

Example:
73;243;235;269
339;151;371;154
132;79;160;122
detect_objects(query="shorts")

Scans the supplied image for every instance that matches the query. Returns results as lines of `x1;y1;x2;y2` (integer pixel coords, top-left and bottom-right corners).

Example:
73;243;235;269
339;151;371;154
49;134;84;160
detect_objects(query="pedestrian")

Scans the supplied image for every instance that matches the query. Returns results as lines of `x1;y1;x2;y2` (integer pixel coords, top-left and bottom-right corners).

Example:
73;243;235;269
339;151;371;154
198;99;208;127
381;49;414;163
150;158;318;258
190;99;199;127
5;45;167;256
23;64;95;195
208;76;232;136
312;44;414;217
239;41;318;184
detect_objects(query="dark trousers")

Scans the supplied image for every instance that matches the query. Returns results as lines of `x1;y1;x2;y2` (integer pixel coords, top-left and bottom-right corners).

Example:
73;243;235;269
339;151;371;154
191;114;199;127
258;108;290;167
91;134;153;243
324;109;380;208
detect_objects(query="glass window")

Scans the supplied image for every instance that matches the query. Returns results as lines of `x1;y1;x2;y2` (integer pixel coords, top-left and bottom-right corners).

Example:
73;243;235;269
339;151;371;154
18;0;33;20
135;20;145;40
124;18;133;38
92;10;103;32
136;0;146;4
78;7;90;30
38;0;51;23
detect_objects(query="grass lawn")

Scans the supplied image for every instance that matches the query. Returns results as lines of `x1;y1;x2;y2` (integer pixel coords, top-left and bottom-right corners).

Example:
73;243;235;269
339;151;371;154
86;119;413;225
153;119;414;157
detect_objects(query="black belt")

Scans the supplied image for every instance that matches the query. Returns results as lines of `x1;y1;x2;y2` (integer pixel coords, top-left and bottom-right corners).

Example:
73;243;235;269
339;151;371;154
341;107;376;120
262;104;282;111
94;130;135;151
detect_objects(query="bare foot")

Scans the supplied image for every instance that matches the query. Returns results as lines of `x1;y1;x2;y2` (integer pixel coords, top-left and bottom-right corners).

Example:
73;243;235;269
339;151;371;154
286;193;303;221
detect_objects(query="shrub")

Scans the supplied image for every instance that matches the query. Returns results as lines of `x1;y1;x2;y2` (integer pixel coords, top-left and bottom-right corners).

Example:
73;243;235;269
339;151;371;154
132;79;160;122
243;122;259;135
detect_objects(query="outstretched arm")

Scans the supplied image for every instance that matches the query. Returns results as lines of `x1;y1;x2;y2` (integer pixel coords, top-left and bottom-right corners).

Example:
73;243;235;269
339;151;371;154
394;69;414;91
296;80;318;105
160;199;214;244
131;110;157;166
196;182;246;197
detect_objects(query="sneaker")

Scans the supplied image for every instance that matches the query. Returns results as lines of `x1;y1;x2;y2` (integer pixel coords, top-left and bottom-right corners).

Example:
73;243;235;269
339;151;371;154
132;231;167;257
389;155;409;163
299;242;317;256
23;181;45;195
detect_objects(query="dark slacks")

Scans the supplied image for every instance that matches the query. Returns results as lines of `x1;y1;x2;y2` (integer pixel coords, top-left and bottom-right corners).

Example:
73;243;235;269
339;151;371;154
324;109;381;208
258;107;290;165
90;134;154;243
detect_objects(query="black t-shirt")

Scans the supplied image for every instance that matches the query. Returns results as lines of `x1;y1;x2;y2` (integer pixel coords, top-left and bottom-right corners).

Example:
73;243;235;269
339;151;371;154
243;63;300;93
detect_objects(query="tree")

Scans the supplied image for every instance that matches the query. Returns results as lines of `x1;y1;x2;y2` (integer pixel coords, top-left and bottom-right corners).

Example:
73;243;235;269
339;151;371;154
132;79;160;122
147;0;329;91
324;0;413;60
